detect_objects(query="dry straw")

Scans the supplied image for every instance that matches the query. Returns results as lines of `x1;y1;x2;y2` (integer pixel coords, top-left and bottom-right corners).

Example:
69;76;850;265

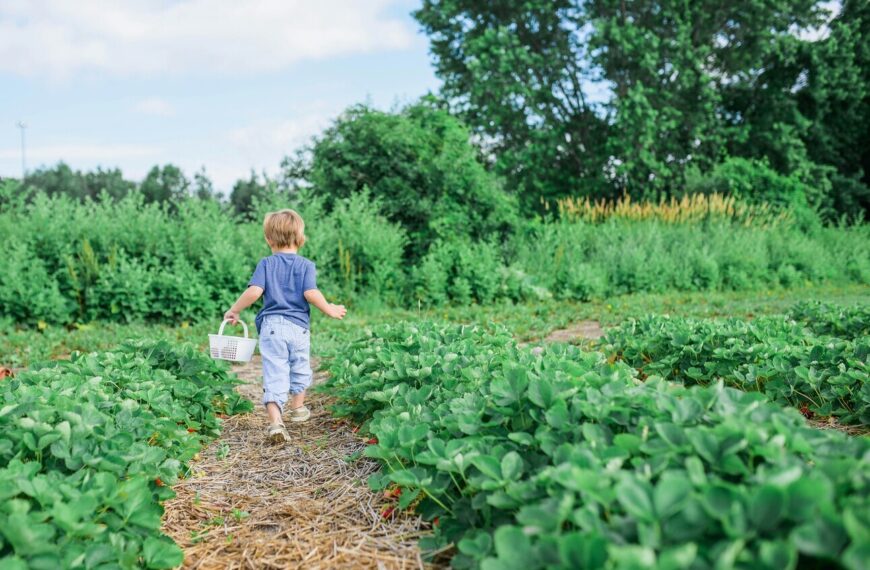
162;358;442;570
556;193;793;228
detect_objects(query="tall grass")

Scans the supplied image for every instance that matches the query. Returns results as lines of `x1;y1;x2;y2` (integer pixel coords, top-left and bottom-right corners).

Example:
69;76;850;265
555;192;793;227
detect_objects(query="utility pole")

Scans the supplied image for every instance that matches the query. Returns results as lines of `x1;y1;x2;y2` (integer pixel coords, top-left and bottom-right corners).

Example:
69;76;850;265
16;121;27;179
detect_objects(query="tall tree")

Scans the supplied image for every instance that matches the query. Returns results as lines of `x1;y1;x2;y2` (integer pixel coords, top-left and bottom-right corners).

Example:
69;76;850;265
414;1;611;205
22;162;134;201
139;164;190;204
415;0;831;203
800;0;870;216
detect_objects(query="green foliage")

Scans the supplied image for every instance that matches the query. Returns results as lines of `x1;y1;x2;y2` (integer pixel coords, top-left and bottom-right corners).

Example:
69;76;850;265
0;340;252;568
603;311;869;424
684;158;810;210
1;176;867;326
0;242;70;326
22;162;136;202
303;101;517;258
412;239;506;306
324;322;870;569
415;1;870;218
300;192;408;303
139;164;191;204
513;219;870;299
800;0;870;217
788;301;870;339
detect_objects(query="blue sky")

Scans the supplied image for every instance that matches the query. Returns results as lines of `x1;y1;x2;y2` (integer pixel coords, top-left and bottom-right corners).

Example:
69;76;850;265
0;0;439;191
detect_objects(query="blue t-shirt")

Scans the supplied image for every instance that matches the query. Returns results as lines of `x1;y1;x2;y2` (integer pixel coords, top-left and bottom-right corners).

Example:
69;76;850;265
248;253;317;332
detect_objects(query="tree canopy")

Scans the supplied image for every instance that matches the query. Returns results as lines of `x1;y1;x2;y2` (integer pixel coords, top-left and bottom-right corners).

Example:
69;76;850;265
415;0;869;217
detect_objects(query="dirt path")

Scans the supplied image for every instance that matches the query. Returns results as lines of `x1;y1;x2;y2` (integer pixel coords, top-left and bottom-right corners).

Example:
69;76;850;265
543;320;604;343
162;356;431;570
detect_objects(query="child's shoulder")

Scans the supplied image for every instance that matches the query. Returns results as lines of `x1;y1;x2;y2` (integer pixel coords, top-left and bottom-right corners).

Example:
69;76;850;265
263;253;315;267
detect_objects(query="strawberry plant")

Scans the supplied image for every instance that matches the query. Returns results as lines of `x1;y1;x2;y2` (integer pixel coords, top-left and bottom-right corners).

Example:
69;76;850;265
0;340;252;569
324;322;870;570
788;301;870;340
603;313;869;425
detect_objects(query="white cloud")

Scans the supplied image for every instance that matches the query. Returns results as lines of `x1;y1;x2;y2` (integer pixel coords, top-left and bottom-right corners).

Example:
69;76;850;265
215;108;337;187
0;0;416;79
134;97;175;117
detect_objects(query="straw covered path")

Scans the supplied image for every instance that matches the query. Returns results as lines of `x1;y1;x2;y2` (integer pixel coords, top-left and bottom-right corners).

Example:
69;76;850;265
162;356;432;569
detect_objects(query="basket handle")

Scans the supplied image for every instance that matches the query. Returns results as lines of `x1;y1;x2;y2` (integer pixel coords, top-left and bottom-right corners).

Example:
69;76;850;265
218;319;249;338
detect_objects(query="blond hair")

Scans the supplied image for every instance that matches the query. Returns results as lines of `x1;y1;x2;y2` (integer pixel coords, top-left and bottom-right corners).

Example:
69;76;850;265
263;209;306;248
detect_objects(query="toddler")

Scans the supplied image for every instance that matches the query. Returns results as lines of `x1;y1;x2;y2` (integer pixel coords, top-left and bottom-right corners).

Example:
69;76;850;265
224;209;347;443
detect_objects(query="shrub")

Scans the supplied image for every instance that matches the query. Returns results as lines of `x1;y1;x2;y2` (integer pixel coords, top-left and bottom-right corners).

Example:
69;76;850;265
303;100;517;258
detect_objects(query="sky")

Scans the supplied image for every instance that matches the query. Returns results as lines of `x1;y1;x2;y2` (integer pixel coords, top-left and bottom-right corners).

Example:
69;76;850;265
0;0;440;192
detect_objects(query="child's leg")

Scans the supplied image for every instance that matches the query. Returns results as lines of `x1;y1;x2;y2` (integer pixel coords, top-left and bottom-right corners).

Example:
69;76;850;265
266;402;283;424
287;325;313;421
260;323;291;424
289;392;306;410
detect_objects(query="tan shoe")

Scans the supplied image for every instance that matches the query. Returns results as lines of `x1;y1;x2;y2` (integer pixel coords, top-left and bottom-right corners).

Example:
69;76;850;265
267;423;290;443
287;405;311;423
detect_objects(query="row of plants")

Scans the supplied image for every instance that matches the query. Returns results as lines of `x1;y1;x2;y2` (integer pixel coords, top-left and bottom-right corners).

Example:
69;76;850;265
323;322;869;569
787;301;870;340
0;340;252;569
2;182;869;326
602;306;870;426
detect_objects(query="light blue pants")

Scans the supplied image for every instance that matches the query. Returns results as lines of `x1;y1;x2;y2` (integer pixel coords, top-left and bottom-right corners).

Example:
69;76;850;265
259;315;313;409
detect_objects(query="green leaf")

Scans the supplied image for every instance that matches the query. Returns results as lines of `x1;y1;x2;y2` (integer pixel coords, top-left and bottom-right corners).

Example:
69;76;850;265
508;432;535;446
614;433;641;453
489;525;534;569
472;455;503;480
749;485;786;531
685;456;707;486
659;543;697;569
843;543;870;570
458;532;492;559
501;452;523;481
654;471;691;518
545;400;569;429
792;515;848;558
388;469;421;487
397;488;421;510
527;377;553;408
558;532;608;568
143;537;184;569
759;540;797;570
616;476;655;522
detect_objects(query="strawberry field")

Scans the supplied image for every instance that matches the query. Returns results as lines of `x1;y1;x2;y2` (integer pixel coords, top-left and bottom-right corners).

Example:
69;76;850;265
0;289;868;569
323;311;870;570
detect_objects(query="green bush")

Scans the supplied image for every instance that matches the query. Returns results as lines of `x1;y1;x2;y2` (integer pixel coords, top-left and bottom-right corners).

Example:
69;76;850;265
303;101;517;259
1;179;867;326
512;219;870;299
412;239;506;305
0;243;70;325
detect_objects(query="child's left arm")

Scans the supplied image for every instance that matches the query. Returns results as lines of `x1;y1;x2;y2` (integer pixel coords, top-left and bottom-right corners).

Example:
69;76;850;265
224;286;264;324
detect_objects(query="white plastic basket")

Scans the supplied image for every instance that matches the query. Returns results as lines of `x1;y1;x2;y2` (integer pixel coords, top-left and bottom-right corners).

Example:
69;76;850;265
209;319;257;362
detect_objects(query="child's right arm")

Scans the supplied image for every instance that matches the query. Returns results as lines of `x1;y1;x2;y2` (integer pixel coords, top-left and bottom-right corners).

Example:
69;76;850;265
304;289;347;320
223;286;264;324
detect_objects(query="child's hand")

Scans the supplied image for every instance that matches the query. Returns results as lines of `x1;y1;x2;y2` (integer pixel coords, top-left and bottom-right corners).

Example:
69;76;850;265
327;304;347;320
223;309;240;324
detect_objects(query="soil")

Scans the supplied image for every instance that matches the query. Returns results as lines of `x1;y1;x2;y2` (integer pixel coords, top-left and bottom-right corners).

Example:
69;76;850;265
543;320;604;343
